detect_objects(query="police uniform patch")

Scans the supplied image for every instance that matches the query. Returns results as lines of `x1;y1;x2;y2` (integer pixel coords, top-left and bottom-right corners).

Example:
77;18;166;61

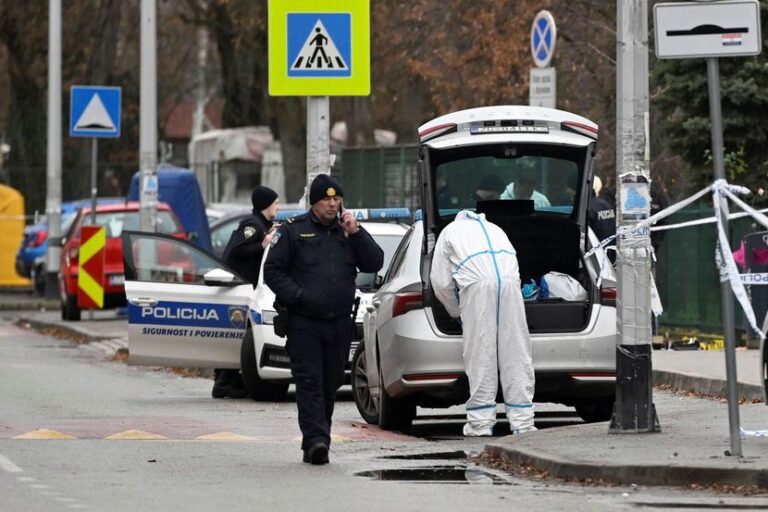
299;233;316;238
326;187;336;197
244;226;256;238
270;231;282;247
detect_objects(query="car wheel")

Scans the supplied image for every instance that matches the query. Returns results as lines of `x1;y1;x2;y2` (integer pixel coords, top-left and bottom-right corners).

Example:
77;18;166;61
240;327;289;401
575;396;615;423
351;340;379;424
378;379;416;433
61;294;81;321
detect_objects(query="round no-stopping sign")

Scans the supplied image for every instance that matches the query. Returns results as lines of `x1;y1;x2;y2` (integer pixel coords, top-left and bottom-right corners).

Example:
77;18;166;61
531;10;557;68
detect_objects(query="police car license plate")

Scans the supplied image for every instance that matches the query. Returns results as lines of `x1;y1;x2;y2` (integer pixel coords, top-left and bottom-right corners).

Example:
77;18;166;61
109;274;125;286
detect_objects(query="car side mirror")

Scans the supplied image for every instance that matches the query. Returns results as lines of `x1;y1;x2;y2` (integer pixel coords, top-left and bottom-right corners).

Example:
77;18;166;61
203;268;244;287
374;274;384;286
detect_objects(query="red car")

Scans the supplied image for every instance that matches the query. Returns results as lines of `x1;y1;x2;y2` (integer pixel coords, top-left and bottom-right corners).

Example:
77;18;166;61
58;201;186;321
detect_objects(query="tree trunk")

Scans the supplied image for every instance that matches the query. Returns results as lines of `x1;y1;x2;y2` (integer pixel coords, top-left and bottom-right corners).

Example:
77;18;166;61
272;97;306;203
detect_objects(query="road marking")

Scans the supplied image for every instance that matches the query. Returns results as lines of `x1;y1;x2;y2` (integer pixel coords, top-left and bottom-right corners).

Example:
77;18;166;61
17;477;35;482
196;432;258;441
104;429;168;440
0;453;23;473
14;429;77;440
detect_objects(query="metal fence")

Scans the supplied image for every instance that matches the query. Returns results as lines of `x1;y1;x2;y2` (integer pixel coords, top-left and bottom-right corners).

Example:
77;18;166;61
655;204;756;333
336;145;420;209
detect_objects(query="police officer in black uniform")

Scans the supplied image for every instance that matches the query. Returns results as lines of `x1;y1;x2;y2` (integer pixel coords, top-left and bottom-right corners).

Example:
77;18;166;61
264;175;383;465
588;177;616;263
212;186;280;399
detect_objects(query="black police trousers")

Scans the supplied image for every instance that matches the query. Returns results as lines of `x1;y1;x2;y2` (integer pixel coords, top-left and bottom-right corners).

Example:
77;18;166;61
286;313;353;451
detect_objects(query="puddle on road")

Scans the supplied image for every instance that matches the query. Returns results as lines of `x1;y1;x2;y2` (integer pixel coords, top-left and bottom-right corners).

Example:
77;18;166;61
379;451;468;461
355;465;515;485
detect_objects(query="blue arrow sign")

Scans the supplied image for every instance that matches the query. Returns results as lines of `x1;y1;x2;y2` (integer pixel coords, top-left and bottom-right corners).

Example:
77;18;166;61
70;86;121;138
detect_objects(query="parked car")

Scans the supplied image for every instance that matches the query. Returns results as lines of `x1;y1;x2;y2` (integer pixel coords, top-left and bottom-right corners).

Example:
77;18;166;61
351;106;618;432
121;212;409;401
58;201;186;321
16;197;124;294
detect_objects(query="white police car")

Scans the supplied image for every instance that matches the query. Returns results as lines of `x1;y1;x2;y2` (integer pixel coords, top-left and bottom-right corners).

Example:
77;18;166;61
121;208;409;401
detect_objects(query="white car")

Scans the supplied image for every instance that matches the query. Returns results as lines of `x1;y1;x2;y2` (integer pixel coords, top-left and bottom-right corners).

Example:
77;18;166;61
351;105;618;432
121;214;409;401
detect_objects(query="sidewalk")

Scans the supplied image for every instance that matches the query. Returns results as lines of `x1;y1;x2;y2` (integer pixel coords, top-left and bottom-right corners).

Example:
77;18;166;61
488;349;768;489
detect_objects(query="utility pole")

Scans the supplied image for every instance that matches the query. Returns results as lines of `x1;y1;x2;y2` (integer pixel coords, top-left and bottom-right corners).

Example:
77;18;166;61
139;0;158;232
610;0;660;433
45;0;62;300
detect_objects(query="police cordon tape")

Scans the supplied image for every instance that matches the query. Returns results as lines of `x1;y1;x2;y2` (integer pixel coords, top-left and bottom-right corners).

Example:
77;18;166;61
587;179;767;340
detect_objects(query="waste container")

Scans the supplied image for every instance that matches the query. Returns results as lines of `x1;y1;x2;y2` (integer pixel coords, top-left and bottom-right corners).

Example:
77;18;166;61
742;230;768;349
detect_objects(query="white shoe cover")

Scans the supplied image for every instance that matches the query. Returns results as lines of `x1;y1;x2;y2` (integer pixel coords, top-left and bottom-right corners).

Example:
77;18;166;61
463;423;493;437
511;425;538;435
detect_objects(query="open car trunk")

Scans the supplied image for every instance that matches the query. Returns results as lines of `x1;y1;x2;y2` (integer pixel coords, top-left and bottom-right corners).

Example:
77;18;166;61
429;210;594;335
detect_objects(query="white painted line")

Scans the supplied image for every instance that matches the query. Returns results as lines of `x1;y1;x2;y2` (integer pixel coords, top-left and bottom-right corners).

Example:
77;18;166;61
16;476;34;482
29;484;49;489
0;453;23;473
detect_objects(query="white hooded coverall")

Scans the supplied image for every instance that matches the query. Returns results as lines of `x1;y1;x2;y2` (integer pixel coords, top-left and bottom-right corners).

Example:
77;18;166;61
430;210;535;435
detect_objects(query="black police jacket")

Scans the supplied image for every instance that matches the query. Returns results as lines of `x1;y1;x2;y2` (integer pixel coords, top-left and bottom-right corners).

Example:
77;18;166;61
263;211;384;320
222;211;272;286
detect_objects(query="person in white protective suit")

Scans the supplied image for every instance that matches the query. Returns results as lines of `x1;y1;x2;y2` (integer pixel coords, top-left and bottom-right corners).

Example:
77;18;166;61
430;209;535;436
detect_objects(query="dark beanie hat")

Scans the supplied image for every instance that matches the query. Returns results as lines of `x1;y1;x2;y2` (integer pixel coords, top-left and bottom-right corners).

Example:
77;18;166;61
309;174;344;205
251;186;278;211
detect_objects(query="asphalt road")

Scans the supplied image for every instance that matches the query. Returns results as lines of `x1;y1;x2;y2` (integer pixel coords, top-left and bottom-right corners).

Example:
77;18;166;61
2;315;767;511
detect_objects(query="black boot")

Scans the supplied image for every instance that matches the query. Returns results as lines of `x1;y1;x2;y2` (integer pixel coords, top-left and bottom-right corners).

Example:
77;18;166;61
305;442;329;465
228;372;248;399
211;369;233;399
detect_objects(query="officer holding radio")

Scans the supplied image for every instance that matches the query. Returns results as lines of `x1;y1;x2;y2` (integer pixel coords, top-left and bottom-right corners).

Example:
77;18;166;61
212;186;279;399
264;174;383;465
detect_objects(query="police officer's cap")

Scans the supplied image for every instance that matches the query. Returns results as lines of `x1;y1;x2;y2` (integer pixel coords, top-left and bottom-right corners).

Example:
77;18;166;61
252;186;278;211
309;174;344;205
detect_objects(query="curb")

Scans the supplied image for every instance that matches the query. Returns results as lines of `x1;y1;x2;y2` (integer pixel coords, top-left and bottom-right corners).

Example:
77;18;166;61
653;369;765;403
18;316;128;358
484;442;768;489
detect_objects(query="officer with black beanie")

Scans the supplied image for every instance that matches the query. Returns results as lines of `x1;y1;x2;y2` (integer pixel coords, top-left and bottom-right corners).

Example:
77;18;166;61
264;174;383;464
212;185;280;399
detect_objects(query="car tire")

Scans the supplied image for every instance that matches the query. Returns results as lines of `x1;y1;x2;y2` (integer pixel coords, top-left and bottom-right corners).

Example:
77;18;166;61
240;327;289;401
378;379;416;433
61;294;81;321
351;340;379;424
575;396;615;423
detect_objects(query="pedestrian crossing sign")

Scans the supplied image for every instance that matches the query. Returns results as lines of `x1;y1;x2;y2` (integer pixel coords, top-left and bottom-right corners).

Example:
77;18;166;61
269;0;370;96
69;85;121;138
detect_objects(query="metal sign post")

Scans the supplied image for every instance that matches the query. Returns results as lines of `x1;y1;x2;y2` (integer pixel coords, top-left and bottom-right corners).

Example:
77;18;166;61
707;56;742;457
268;0;371;202
654;0;762;457
45;0;62;300
139;0;158;232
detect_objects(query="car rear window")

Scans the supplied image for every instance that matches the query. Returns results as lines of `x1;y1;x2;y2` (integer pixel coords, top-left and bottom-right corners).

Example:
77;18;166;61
432;143;584;219
93;211;180;238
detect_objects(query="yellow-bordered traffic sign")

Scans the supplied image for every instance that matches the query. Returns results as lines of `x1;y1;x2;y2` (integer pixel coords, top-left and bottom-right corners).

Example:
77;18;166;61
268;0;370;96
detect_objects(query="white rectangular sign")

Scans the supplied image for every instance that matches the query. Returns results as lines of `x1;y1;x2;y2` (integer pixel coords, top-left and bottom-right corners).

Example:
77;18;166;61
654;0;761;59
529;67;556;108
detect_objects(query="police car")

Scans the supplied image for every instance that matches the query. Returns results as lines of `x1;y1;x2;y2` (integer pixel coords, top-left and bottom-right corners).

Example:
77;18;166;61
121;208;409;401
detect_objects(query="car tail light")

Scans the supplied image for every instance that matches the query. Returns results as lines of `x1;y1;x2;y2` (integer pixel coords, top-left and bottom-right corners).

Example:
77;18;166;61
600;286;616;307
173;232;188;240
392;292;423;318
28;230;47;248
